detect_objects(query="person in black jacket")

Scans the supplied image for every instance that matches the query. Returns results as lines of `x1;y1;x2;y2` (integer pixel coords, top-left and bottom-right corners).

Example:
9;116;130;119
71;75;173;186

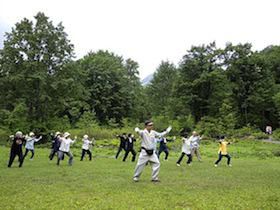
123;133;137;162
158;136;173;161
115;133;127;159
49;132;62;160
8;131;26;168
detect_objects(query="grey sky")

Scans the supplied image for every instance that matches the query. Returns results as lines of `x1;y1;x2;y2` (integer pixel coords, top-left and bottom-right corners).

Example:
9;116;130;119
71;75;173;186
1;0;280;79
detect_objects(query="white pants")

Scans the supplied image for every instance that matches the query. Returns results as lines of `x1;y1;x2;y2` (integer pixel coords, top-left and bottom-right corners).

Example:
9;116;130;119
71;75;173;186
133;149;160;180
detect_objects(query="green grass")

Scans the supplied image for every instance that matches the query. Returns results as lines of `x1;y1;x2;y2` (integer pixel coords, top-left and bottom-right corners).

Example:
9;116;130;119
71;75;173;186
0;140;280;210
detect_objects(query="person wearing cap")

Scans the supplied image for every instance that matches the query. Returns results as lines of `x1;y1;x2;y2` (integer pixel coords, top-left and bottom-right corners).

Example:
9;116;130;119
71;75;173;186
122;133;137;162
189;131;202;162
133;120;172;182
115;133;128;159
23;132;42;160
49;132;62;161
80;134;94;161
176;133;192;166
57;132;77;166
214;136;232;167
8;131;26;167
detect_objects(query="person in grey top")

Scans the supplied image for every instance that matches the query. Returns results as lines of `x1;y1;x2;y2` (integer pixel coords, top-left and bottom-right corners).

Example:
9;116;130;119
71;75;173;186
190;131;202;162
133;120;171;182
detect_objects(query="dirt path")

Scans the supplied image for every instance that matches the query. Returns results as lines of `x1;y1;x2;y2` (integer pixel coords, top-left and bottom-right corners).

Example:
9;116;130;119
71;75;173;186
261;136;280;144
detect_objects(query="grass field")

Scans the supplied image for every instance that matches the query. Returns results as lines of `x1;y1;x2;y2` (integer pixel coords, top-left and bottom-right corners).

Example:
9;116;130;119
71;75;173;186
0;139;280;210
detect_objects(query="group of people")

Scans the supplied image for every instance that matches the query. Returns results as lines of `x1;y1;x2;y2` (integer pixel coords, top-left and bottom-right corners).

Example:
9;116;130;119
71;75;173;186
132;120;232;182
115;133;137;162
7;120;233;184
7;131;94;167
49;132;95;165
8;131;42;168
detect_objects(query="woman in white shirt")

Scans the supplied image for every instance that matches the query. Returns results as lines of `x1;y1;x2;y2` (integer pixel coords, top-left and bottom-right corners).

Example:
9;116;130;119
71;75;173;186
176;133;192;166
57;132;76;166
80;134;93;161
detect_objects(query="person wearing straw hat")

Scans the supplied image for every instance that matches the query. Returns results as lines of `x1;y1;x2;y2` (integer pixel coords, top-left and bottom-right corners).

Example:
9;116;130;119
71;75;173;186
133;120;172;182
57;132;76;166
23;132;42;160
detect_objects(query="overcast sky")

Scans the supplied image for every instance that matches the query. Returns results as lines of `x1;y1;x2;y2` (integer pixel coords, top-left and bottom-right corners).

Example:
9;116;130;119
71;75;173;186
1;0;280;79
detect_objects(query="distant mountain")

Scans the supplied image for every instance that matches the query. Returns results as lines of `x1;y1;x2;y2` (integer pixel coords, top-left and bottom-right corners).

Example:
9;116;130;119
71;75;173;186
141;73;154;86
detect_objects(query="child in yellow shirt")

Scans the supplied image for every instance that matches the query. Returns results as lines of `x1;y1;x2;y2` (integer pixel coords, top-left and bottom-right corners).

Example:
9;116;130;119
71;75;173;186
214;136;232;167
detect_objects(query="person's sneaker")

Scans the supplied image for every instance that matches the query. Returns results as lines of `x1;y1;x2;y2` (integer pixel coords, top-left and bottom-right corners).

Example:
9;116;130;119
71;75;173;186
187;163;192;166
151;179;160;182
214;164;218;167
176;163;180;167
133;177;139;182
30;158;33;161
228;164;232;167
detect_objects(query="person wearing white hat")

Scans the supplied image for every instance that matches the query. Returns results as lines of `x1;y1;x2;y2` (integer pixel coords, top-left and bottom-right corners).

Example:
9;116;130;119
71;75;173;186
133;120;172;182
8;131;26;167
57;132;77;166
80;134;94;161
23;132;42;160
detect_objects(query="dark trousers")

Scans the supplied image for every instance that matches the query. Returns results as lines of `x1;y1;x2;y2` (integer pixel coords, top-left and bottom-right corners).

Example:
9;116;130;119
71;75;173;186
215;152;231;165
115;146;125;159
123;149;136;162
81;149;92;161
158;148;169;160
49;149;59;160
177;152;192;164
8;149;24;167
23;149;34;159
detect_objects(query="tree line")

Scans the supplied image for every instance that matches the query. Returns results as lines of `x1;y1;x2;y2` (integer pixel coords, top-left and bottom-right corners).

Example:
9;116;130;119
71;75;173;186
1;12;280;135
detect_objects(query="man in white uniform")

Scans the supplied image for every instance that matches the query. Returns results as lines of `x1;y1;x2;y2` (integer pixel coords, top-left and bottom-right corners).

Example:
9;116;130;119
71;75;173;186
133;120;172;182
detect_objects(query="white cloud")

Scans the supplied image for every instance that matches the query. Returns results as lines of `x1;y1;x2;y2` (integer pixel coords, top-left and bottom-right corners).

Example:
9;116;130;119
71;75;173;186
1;0;280;78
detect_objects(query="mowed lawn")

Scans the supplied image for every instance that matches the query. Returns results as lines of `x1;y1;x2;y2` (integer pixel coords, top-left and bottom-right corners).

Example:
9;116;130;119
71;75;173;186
0;140;280;210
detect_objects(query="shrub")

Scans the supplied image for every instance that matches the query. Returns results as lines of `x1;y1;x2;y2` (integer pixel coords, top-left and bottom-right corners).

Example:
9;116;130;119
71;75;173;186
272;129;280;141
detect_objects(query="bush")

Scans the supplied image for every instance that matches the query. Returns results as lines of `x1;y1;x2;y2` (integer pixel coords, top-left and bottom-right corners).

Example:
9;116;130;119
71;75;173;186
195;116;223;138
0;127;11;145
233;126;267;139
272;150;280;157
272;129;280;141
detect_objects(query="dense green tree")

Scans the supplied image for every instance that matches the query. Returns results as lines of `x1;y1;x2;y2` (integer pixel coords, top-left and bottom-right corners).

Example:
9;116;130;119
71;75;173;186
146;61;178;117
78;50;140;124
223;43;276;128
0;12;75;130
176;42;230;121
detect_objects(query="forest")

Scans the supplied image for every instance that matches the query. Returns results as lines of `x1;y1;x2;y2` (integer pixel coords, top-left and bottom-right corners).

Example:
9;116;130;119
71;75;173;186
1;12;280;139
